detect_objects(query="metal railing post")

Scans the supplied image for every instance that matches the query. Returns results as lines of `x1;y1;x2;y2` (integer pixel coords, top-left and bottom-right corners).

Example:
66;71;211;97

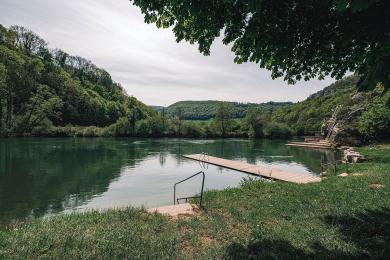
173;171;205;208
174;184;176;205
199;171;205;208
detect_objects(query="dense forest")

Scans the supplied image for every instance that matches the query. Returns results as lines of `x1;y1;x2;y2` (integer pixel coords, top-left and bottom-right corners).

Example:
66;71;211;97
0;25;389;143
0;24;155;137
165;101;291;120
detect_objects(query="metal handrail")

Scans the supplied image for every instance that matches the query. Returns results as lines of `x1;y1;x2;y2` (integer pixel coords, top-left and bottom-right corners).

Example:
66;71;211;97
174;171;205;208
201;152;210;162
320;158;342;176
321;162;337;176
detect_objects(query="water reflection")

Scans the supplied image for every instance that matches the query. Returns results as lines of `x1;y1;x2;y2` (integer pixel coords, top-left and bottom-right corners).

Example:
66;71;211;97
0;138;339;226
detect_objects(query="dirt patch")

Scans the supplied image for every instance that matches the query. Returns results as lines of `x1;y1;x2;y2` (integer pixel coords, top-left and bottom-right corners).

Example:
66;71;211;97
174;205;202;220
369;184;385;189
200;235;216;246
83;228;96;239
352;173;363;176
265;219;280;227
231;223;241;231
180;240;195;256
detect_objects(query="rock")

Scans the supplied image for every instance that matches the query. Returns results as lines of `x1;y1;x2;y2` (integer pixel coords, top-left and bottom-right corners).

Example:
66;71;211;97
339;146;350;151
147;203;200;219
369;184;384;189
342;147;364;163
352;155;364;163
338;173;348;177
352;92;365;101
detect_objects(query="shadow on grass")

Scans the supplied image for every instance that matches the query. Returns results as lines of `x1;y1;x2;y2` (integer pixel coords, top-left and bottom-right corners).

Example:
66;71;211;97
224;208;390;259
323;208;390;258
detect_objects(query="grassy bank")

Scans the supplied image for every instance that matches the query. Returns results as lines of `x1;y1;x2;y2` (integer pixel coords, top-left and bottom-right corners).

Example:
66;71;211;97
0;145;389;259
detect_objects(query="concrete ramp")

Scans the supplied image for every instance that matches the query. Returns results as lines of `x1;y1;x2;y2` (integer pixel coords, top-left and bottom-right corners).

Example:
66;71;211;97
147;203;200;218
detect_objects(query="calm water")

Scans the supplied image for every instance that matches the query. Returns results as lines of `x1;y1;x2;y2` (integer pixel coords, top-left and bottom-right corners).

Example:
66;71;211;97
0;138;339;225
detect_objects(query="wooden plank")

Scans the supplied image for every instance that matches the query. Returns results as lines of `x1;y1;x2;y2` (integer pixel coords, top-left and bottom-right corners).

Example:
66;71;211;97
183;154;321;184
286;142;335;149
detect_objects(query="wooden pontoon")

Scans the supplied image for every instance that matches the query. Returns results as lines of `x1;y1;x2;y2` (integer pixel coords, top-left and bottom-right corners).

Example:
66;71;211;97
183;154;321;184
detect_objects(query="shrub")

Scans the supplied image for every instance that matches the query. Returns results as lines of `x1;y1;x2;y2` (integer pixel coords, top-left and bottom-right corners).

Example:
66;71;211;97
181;122;205;137
82;126;101;137
263;122;291;138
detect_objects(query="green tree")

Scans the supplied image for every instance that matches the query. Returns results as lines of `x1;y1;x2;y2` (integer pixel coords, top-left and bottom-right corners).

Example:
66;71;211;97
215;102;233;137
357;85;390;141
245;108;265;138
127;104;141;135
0;63;6;133
263;122;292;138
10;25;47;56
131;0;390;91
174;107;184;135
15;85;63;134
160;107;167;131
0;45;43;132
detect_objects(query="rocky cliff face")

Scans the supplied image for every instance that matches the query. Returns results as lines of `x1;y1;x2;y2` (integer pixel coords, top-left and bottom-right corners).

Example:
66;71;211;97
329;90;374;146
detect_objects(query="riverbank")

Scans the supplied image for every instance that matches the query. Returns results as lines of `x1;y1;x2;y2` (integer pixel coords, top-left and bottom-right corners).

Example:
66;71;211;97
0;122;291;139
0;145;389;259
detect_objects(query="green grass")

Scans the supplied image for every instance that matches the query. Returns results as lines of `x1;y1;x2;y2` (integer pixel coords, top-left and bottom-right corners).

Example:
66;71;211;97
1;145;389;259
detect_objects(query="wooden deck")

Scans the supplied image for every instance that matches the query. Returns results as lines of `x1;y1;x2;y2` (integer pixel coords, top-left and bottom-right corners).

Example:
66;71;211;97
183;154;321;184
286;139;335;149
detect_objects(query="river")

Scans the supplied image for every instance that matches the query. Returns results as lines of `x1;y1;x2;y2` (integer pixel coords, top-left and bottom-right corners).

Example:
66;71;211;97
0;138;339;226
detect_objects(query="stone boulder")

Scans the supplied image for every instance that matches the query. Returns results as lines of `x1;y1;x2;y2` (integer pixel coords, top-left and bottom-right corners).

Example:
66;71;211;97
343;148;364;163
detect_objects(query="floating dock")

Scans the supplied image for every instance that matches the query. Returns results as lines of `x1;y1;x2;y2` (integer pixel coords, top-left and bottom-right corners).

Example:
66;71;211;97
183;154;321;184
286;139;335;149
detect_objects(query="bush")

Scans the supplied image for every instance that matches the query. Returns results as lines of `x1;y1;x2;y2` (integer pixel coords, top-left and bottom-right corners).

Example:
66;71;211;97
41;125;77;137
30;119;55;136
111;117;133;136
181;122;205;137
82;126;101;137
263;122;291;138
136;117;164;137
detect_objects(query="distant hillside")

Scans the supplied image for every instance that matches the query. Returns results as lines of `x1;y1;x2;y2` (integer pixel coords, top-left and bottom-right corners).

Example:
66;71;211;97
166;100;292;120
150;106;164;112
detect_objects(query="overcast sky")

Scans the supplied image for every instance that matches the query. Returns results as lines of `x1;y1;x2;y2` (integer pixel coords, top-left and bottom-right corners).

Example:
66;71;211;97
0;0;336;106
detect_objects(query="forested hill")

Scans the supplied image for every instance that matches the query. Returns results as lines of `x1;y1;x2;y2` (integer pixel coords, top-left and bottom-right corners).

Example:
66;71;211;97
164;76;389;143
0;25;154;136
271;75;390;142
1;25;388;142
166;101;292;120
271;76;358;135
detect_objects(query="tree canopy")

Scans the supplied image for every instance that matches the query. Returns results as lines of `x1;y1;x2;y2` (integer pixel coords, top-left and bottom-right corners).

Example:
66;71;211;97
131;0;390;91
166;100;290;120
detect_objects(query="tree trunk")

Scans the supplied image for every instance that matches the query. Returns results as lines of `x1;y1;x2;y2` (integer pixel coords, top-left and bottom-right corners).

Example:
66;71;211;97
6;87;12;130
21;98;38;134
221;119;226;137
0;98;3;132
